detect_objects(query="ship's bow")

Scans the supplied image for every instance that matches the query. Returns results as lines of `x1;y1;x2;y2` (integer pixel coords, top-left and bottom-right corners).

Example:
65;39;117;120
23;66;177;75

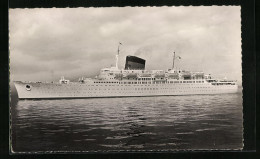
13;81;34;99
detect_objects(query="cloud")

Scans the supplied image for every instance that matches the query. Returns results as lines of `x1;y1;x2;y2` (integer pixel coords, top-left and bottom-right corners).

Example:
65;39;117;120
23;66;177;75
9;6;241;84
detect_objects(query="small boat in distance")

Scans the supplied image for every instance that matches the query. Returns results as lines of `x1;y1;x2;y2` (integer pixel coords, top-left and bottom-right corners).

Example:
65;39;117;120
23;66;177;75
14;44;238;99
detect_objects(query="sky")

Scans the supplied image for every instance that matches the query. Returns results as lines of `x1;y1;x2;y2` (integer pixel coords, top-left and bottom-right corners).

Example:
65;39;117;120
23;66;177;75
9;6;241;84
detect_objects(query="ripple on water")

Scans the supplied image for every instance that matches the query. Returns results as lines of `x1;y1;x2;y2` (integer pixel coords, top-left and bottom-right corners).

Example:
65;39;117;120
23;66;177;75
11;93;243;152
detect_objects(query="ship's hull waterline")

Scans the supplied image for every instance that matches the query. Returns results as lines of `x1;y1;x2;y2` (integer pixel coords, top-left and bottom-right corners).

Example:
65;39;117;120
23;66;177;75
14;81;238;99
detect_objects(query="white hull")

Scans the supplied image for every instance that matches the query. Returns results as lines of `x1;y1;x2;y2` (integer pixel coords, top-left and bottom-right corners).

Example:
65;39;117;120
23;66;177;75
14;81;238;99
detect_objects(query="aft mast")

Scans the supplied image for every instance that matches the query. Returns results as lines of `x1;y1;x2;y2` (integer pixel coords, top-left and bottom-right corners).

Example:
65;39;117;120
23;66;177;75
172;51;181;70
172;52;175;69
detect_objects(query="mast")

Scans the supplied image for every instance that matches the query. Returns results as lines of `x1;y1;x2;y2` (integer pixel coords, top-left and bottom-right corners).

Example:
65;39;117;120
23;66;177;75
116;42;122;69
172;51;181;70
172;51;175;69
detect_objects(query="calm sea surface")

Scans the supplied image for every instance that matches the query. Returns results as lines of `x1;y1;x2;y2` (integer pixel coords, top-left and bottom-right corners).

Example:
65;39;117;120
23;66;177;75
11;91;243;152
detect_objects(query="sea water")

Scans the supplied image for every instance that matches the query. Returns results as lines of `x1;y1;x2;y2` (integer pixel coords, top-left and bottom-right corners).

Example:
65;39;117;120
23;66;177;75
11;91;243;152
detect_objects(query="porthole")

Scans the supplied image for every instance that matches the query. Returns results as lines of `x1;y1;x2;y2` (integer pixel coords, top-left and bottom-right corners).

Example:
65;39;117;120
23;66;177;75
25;84;31;91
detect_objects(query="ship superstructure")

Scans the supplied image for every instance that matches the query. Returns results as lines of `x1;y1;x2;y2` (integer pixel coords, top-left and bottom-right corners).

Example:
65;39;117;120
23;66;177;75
14;44;238;99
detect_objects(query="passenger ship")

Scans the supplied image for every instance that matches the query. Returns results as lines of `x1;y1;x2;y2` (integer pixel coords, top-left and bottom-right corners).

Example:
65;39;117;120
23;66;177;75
14;45;238;99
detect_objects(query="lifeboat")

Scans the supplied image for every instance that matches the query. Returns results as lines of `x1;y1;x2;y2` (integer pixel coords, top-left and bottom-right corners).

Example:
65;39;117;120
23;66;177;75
126;73;138;78
167;73;179;79
181;72;191;80
154;73;165;78
115;73;123;79
194;72;204;79
139;73;151;77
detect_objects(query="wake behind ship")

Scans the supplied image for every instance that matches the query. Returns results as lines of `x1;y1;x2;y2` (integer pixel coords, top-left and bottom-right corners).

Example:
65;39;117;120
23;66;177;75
13;45;238;99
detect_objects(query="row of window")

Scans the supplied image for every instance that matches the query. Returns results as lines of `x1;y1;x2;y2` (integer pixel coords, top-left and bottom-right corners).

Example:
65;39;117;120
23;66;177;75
93;81;205;84
169;81;204;83
212;83;235;85
39;86;221;93
38;88;230;95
